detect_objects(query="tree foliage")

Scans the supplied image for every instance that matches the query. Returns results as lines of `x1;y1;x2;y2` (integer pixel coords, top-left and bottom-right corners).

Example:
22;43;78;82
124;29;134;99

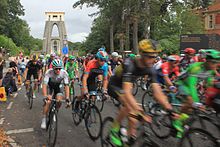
73;0;213;54
0;0;42;55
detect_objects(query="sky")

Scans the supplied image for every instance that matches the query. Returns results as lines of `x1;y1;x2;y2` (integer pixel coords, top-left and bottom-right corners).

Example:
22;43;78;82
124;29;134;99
20;0;98;42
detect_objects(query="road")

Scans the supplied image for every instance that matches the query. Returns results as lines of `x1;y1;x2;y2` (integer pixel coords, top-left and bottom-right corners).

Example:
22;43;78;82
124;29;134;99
0;81;218;147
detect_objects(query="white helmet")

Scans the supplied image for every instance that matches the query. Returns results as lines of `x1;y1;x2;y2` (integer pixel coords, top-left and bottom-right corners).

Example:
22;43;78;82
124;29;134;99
111;52;119;57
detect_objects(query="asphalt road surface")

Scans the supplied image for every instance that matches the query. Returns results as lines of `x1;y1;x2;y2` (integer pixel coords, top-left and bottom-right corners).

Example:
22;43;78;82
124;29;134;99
0;81;218;147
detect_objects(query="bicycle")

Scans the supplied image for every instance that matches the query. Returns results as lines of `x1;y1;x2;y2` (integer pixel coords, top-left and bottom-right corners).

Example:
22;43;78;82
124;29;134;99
44;97;67;147
132;76;148;96
25;80;35;109
100;113;160;147
71;94;102;141
179;128;219;147
149;102;220;139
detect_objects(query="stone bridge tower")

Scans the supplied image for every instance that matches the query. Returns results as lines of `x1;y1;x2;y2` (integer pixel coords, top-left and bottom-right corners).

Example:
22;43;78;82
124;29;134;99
43;12;68;54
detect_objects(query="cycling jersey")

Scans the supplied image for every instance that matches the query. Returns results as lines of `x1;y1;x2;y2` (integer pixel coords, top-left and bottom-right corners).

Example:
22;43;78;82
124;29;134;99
179;56;198;70
156;62;180;84
176;62;215;102
65;61;78;79
43;69;69;85
84;59;108;77
108;59;120;72
26;60;42;80
108;58;157;99
84;59;108;91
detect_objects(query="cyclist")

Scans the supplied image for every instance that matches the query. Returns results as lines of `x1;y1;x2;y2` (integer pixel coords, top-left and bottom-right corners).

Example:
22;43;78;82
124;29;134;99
156;55;180;87
23;55;42;98
65;55;79;95
41;59;70;129
179;48;198;71
108;52;120;77
108;39;172;146
46;53;56;70
175;49;220;137
80;50;109;100
83;53;94;70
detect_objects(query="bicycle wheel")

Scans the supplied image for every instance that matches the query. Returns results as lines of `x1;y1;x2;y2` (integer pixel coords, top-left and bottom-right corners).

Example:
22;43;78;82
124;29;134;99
71;98;82;126
141;91;151;113
132;81;139;96
179;128;218;147
150;112;172;139
112;97;121;108
48;111;58;147
101;117;114;147
95;94;104;112
28;86;33;109
85;105;102;140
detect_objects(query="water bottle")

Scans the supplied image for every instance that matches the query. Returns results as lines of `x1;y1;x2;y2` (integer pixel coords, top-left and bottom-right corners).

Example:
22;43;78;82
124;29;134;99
120;127;128;143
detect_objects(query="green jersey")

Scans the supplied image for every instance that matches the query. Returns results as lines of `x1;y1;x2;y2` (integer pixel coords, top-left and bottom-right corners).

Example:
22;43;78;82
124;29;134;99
65;61;78;79
177;62;215;102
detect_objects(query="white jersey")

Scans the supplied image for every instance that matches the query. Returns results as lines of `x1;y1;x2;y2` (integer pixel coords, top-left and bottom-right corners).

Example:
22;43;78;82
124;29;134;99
43;69;69;85
153;60;162;70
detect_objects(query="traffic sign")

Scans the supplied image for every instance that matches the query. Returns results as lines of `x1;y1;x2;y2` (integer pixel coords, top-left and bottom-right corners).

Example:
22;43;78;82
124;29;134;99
62;46;68;54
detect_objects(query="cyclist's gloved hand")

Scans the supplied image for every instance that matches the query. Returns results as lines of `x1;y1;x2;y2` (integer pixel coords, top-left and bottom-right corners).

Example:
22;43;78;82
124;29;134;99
169;85;177;92
75;77;79;82
65;98;71;108
84;92;89;99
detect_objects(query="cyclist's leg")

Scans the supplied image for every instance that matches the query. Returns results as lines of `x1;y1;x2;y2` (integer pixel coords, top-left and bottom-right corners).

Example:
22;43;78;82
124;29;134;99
25;72;31;93
33;72;38;91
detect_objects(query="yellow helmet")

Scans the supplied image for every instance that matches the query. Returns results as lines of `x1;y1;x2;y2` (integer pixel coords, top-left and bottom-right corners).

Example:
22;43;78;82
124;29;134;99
32;54;38;61
138;39;161;53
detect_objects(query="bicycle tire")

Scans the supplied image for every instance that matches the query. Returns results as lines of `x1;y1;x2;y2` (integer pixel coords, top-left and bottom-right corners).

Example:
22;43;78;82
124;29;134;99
132;81;139;96
150;111;172;139
29;86;33;109
112;98;121;108
141;91;150;113
179;128;218;147
48;111;58;147
95;94;104;112
71;98;82;126
85;105;102;140
101;117;114;147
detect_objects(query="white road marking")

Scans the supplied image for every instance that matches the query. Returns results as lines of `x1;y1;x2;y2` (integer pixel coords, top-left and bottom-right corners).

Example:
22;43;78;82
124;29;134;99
21;83;24;86
18;87;21;91
13;93;18;98
0;117;5;125
7;102;13;109
7;136;21;147
6;128;34;135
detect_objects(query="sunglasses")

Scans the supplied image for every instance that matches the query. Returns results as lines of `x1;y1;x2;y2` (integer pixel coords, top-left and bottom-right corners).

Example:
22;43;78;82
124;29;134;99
170;60;179;64
143;55;157;59
100;58;107;62
54;68;62;71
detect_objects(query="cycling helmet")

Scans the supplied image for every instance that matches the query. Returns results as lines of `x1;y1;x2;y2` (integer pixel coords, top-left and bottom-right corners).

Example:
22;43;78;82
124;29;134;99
118;55;122;59
128;54;136;59
39;55;44;59
46;54;50;59
52;59;62;69
184;48;196;54
51;53;56;57
69;55;76;60
111;52;119;57
96;50;108;61
167;55;180;62
205;49;220;61
32;54;38;61
98;47;106;51
138;39;161;53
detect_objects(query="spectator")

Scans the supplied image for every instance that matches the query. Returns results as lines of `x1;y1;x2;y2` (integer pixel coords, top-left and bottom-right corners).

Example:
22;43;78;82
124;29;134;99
0;56;3;86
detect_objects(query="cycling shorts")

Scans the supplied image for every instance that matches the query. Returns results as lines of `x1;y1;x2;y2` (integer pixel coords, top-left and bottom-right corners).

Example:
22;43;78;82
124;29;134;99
26;71;38;80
